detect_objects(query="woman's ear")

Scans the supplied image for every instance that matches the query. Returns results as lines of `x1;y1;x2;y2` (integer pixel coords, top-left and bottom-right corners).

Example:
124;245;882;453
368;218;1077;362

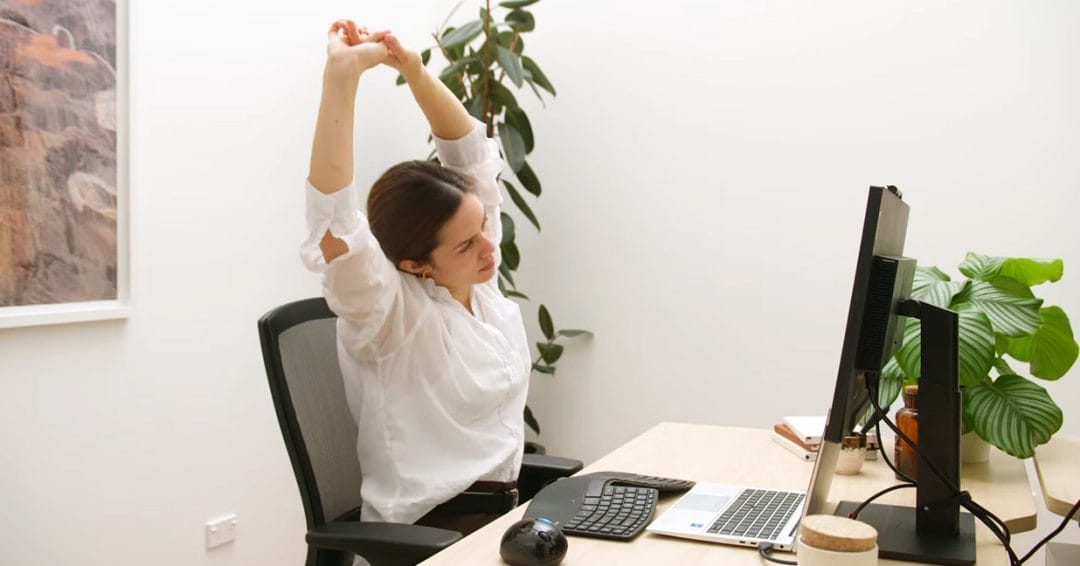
398;259;430;277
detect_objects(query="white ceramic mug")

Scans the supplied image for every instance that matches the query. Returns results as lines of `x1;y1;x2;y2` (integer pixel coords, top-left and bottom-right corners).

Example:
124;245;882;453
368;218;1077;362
797;536;878;566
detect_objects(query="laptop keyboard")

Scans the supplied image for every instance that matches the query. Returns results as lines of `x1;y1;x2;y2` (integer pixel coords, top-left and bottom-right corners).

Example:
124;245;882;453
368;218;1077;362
707;489;805;541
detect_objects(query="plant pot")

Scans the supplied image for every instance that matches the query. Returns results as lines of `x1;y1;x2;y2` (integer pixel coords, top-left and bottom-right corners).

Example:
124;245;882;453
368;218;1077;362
960;432;990;464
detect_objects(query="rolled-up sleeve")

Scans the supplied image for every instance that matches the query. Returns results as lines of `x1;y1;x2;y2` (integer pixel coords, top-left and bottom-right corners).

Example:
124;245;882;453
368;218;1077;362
300;181;400;347
433;119;505;261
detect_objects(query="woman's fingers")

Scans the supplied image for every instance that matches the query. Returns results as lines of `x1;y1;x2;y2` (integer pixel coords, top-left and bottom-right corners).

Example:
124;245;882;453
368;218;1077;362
343;20;363;45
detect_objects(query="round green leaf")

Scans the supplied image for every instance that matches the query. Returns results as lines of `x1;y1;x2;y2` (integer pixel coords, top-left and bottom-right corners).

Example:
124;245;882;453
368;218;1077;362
911;266;966;309
958;252;1005;280
954;279;1042;337
539;342;563;364
496;30;524;55
538;305;554;339
895;310;994;387
965;375;1063;458
1028;306;1079;380
505;9;536;32
999;257;1064;286
489;80;519;110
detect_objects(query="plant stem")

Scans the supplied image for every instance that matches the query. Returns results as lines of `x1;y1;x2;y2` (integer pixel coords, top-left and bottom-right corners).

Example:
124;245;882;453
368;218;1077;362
482;0;494;137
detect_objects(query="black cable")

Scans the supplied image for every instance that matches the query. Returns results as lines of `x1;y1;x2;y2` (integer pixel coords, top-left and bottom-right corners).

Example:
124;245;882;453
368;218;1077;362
875;416;914;484
846;482;916;519
757;542;797;565
1018;497;1080;564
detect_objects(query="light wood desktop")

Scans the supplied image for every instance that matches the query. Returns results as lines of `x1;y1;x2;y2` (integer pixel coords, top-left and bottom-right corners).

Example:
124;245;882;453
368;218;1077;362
421;422;1036;565
1034;434;1079;520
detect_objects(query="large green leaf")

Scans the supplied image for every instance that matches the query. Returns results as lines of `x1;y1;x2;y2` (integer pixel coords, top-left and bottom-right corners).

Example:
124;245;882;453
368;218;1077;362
498;121;526;171
524;405;540;435
895;310;994;387
521;56;556;95
953;279;1042;337
539;304;554;339
489;80;519;111
501;241;520;270
958;252;1005;280
496;46;524;88
440;20;484;49
965;375;1063;458
999;257;1063;286
911;266;967;308
515;161;541;196
505;107;534;153
500;211;516;245
502;180;540;230
1027;306;1079;380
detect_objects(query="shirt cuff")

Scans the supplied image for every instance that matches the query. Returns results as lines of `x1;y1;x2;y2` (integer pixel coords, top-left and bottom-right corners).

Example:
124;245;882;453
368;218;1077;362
301;180;362;272
433;119;499;169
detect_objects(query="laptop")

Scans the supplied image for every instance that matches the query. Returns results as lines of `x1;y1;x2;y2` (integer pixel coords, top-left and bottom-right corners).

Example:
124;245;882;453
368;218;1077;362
645;482;806;550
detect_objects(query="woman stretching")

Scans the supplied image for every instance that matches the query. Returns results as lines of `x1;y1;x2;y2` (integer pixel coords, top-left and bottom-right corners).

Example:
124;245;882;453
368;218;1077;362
301;19;530;534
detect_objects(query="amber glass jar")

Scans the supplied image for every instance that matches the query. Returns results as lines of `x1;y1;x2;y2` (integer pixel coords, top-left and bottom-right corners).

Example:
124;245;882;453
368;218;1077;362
894;385;919;480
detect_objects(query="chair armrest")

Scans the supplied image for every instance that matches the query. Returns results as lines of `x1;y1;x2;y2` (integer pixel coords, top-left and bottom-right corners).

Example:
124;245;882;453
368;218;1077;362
307;520;462;566
519;453;584;502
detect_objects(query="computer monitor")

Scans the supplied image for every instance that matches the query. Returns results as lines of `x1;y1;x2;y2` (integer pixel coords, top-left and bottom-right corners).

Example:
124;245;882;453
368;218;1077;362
802;186;975;565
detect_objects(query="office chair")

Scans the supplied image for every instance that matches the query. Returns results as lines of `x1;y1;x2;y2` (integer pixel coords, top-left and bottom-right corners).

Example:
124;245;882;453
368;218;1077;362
259;297;582;566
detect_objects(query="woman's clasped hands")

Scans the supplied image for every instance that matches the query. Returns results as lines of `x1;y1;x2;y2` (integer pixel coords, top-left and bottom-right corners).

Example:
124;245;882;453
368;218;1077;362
326;19;423;82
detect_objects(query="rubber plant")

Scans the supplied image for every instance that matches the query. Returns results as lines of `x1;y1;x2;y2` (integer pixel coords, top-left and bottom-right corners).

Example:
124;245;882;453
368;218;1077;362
396;0;589;435
876;253;1077;458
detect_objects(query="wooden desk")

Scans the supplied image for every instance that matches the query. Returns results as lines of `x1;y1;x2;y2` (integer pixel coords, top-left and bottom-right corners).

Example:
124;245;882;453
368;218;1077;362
421;422;1036;565
1034;434;1080;520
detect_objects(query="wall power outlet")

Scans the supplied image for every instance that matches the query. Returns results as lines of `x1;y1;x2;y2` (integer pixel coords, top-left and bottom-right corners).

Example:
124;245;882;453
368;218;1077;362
205;513;238;549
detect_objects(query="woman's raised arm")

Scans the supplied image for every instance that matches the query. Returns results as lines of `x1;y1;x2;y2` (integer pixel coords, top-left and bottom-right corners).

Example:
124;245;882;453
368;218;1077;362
382;33;473;141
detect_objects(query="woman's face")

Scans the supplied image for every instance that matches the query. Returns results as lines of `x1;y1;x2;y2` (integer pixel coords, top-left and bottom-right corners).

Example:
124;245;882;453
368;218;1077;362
427;193;497;290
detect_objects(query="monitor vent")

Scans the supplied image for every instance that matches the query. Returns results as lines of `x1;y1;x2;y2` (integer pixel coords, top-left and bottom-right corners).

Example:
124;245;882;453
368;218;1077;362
857;256;899;371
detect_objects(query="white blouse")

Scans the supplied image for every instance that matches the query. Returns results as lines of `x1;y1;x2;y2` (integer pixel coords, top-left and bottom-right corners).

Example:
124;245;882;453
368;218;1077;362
300;120;531;524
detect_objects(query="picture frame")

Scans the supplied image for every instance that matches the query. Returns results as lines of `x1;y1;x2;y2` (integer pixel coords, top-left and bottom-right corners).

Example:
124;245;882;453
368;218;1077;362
0;0;130;329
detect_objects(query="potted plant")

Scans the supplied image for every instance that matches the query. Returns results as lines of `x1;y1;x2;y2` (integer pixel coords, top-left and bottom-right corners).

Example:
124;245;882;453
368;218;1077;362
877;252;1078;460
396;0;590;439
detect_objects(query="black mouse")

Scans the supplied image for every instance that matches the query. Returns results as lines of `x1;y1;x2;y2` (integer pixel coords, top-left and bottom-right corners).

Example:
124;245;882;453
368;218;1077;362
499;517;568;566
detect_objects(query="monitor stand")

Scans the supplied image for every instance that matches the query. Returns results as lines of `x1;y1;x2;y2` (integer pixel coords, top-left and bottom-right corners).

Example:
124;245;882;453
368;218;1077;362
834;501;976;565
836;300;975;565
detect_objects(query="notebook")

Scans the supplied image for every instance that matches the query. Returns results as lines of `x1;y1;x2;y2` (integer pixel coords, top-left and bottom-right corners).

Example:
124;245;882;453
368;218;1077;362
645;482;806;551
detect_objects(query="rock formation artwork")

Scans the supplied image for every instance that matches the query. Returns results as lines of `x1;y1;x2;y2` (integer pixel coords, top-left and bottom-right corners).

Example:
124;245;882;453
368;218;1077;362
1;0;118;307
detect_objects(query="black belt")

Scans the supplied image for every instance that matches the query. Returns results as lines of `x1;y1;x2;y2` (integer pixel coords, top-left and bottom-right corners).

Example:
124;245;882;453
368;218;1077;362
437;480;520;514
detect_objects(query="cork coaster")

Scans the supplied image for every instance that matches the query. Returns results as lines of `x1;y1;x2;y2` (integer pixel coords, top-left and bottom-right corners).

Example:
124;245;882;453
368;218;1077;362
800;515;878;552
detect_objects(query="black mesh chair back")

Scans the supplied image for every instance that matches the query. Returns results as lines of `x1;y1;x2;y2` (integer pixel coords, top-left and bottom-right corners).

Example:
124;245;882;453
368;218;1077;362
260;298;364;563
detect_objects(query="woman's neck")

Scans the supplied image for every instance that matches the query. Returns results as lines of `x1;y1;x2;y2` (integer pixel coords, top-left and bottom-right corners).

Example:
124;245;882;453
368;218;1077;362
449;285;473;314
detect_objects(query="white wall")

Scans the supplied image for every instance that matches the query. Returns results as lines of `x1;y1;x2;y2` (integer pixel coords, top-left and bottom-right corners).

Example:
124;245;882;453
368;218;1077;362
0;1;1077;565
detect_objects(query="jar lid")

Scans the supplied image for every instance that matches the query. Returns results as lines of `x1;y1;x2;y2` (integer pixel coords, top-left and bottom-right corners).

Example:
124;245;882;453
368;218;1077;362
800;514;878;552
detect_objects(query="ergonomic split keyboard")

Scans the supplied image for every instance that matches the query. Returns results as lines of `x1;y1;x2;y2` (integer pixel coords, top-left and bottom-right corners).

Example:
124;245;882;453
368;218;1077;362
524;471;696;541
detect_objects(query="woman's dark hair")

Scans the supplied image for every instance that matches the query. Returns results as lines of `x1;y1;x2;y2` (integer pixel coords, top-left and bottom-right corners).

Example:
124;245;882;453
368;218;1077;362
367;160;475;266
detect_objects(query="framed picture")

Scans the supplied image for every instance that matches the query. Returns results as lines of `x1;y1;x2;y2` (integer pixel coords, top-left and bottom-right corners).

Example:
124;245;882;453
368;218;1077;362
0;0;129;329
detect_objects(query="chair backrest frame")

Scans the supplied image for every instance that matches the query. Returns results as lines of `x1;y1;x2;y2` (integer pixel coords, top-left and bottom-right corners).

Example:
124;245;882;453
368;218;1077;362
259;297;346;529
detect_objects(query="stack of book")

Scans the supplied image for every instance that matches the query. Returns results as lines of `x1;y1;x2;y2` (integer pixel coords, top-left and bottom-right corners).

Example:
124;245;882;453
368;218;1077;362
771;415;879;462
